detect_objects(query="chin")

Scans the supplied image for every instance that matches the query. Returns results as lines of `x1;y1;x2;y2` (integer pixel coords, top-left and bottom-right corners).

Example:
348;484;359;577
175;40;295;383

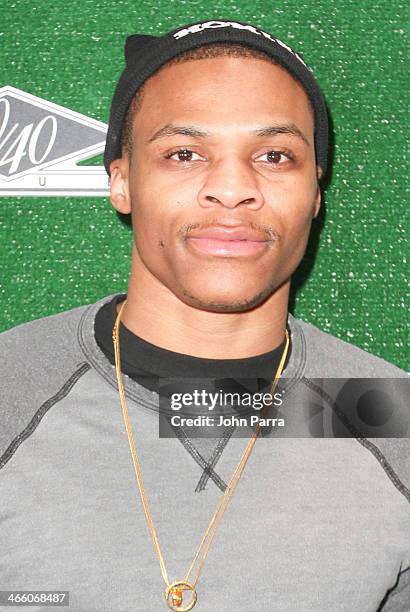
179;285;275;313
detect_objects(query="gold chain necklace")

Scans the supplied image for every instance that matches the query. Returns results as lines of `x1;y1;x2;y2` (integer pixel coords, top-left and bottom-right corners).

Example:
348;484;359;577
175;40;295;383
112;299;290;611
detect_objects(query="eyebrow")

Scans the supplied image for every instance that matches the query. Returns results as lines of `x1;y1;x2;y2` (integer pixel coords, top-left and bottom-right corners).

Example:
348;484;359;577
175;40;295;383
254;124;309;146
148;123;310;146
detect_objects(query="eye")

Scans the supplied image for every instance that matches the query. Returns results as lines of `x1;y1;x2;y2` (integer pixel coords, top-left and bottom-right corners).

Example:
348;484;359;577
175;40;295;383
255;150;293;164
165;148;204;162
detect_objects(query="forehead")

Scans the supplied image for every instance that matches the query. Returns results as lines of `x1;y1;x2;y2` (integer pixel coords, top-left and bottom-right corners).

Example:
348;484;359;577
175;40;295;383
134;56;315;139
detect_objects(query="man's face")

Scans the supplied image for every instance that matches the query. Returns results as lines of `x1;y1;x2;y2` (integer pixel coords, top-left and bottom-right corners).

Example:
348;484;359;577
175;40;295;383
110;56;321;313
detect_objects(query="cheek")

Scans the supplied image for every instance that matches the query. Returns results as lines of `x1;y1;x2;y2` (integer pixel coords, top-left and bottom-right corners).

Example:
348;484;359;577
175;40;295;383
127;180;182;263
129;174;197;245
269;179;317;235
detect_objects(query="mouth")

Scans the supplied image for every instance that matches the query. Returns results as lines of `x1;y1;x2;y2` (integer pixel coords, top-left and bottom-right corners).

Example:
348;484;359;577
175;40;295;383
186;237;269;257
184;225;272;258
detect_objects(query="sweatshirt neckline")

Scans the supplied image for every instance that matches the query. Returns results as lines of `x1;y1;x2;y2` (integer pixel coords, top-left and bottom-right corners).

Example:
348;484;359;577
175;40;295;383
77;293;307;412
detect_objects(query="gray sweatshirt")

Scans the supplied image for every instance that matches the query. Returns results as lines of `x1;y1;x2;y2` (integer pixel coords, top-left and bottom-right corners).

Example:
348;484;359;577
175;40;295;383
0;293;409;612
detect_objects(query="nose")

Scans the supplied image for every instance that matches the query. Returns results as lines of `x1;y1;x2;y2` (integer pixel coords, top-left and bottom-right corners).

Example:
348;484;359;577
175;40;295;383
197;156;264;211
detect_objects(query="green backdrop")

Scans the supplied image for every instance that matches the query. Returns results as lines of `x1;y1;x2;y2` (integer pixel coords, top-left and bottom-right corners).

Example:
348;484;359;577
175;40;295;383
1;1;408;370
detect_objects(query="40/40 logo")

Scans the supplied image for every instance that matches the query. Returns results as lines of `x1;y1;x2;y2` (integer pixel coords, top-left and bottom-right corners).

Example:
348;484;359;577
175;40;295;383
0;86;109;197
0;97;57;176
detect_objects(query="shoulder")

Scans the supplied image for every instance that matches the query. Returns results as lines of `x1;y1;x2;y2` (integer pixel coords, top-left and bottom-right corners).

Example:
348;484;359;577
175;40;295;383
0;300;92;368
0;299;98;468
289;314;408;378
288;316;410;504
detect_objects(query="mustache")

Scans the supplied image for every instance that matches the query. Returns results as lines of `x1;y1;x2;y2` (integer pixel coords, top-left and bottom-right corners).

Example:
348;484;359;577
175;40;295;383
178;220;280;242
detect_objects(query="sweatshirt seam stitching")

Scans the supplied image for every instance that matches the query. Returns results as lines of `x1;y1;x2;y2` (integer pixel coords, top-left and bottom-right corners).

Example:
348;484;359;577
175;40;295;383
0;362;91;471
195;428;233;491
301;377;410;504
171;424;229;492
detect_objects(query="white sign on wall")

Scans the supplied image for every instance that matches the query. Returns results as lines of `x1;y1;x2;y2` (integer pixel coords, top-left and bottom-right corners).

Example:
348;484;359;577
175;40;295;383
0;86;109;197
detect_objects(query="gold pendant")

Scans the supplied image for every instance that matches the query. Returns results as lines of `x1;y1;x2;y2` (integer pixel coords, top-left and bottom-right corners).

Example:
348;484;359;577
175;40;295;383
164;581;197;611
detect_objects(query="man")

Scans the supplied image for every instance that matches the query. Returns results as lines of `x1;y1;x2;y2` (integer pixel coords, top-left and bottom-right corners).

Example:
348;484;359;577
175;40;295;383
0;19;408;612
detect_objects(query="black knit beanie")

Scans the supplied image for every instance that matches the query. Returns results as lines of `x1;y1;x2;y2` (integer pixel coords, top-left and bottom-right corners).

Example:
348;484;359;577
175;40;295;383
104;19;329;177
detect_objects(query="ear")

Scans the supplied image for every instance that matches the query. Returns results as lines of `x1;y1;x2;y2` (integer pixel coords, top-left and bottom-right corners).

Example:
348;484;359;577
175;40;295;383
313;166;322;218
109;155;131;214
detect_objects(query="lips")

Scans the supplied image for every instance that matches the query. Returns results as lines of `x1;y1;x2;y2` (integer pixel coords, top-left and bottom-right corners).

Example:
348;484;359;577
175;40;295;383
186;226;268;242
185;225;270;257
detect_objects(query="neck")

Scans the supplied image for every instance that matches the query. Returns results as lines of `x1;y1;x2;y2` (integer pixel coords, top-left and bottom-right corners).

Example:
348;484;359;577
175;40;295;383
118;247;290;360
